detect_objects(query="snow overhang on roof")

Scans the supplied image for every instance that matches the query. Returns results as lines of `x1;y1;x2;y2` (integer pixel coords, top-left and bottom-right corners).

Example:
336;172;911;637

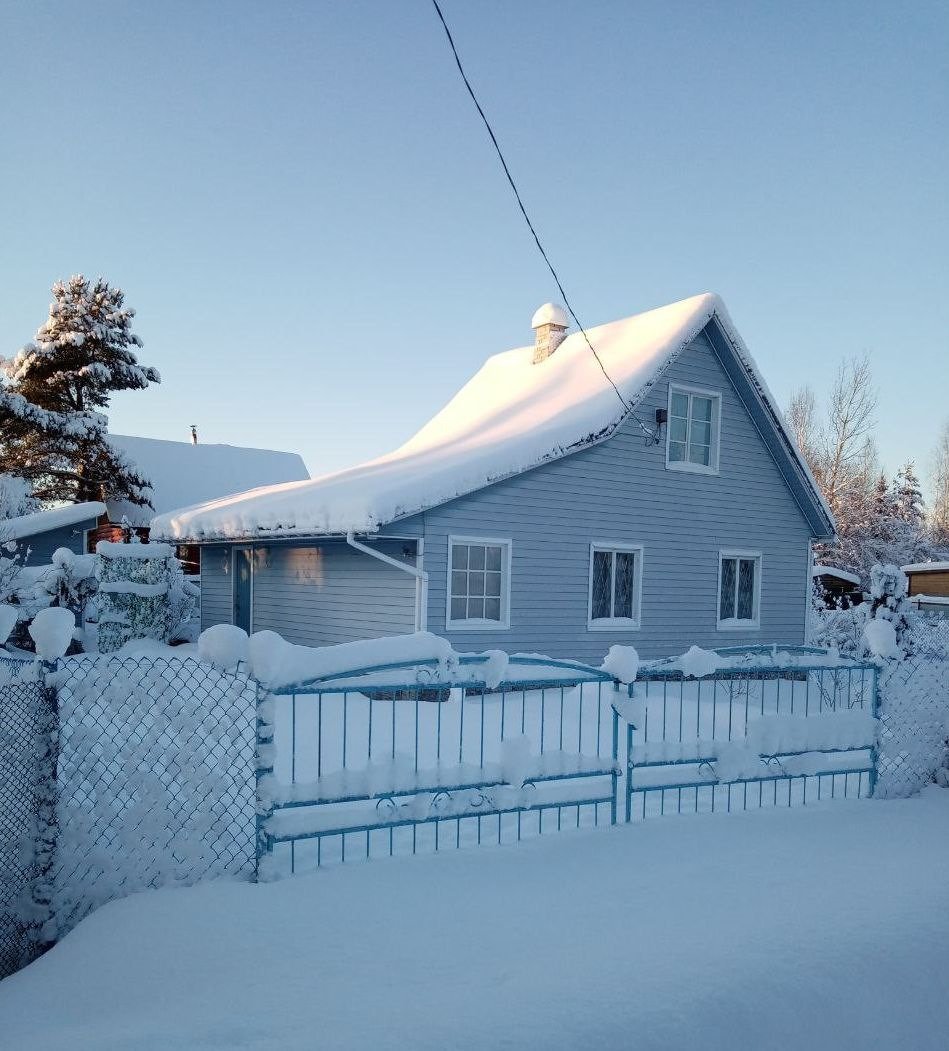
150;292;835;543
902;562;949;574
1;502;106;542
813;565;861;586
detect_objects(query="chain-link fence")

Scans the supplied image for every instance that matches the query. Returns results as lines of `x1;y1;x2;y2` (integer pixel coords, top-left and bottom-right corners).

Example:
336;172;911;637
0;658;53;979
876;655;949;798
48;653;257;939
0;651;257;978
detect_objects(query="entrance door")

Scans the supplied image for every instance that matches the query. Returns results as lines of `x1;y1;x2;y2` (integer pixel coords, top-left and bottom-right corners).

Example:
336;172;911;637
233;548;253;633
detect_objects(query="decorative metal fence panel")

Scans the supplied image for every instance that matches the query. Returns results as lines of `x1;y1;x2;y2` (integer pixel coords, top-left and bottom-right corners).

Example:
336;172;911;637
0;657;51;980
257;656;620;877
48;653;257;939
624;652;880;822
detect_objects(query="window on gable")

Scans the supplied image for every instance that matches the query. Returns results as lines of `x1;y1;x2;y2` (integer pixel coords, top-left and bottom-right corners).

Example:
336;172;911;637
448;538;510;628
718;553;761;627
589;544;642;628
667;386;721;473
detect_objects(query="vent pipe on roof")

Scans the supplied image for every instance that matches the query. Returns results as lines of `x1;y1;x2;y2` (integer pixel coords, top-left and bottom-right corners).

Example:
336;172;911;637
531;302;569;364
190;424;198;445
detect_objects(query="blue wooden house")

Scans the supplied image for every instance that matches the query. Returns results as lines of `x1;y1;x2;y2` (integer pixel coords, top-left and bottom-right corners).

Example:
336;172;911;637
3;502;105;566
151;294;834;661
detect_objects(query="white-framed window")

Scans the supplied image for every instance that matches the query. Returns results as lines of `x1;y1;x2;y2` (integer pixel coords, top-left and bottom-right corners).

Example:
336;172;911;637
588;542;643;630
666;385;721;474
446;536;511;630
717;551;761;629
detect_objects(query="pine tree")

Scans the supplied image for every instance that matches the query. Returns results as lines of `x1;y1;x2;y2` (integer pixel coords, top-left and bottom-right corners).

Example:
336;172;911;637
0;276;158;505
891;462;925;526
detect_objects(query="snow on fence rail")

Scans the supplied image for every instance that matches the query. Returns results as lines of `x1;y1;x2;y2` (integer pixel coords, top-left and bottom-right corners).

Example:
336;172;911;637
621;647;880;821
1;632;947;980
257;653;621;877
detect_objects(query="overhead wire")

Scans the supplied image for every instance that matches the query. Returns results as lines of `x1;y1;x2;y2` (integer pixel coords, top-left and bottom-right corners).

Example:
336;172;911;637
431;0;659;440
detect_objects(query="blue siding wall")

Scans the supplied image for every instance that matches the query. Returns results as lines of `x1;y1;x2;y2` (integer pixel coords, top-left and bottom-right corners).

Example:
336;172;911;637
385;329;812;662
16;518;98;567
199;540;418;644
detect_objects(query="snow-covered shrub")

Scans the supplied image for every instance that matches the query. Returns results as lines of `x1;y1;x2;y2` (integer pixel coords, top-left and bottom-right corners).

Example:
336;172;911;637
95;539;198;652
867;564;917;657
28;606;76;661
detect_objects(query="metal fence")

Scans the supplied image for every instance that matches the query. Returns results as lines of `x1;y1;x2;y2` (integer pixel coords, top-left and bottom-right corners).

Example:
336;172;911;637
257;655;619;877
876;655;949;797
624;650;879;821
0;658;53;980
0;651;256;977
2;638;947;981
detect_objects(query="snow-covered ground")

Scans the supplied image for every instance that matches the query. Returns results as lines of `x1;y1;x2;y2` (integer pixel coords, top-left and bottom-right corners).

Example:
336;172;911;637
3;791;949;1050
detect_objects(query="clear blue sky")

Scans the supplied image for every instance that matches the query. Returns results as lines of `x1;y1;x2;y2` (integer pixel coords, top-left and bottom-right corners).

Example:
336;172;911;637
2;1;947;494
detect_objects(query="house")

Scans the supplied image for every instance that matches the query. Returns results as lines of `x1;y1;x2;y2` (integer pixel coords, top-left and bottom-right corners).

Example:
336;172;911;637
150;293;834;662
902;561;949;617
90;434;310;572
812;565;863;608
1;502;105;567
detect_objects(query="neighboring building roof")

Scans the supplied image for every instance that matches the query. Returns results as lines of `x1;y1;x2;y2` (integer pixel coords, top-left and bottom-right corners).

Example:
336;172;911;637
0;502;106;542
150;293;834;542
108;435;310;528
902;561;949;574
813;565;861;587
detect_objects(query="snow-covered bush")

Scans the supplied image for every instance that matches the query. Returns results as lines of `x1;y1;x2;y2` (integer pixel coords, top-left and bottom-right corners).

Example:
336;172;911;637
95;539;198;652
867;563;917;657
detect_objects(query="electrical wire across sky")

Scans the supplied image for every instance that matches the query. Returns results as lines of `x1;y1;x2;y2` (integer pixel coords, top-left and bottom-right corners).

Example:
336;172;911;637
431;0;660;442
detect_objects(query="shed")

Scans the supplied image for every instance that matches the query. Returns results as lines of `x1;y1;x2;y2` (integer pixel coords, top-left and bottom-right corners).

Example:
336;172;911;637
1;502;106;566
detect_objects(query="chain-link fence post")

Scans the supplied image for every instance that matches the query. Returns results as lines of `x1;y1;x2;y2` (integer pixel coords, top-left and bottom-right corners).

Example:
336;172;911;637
255;686;275;881
29;659;59;954
868;663;881;797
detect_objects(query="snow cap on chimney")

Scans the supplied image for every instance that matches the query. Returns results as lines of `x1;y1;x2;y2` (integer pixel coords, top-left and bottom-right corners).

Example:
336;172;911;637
531;302;569;364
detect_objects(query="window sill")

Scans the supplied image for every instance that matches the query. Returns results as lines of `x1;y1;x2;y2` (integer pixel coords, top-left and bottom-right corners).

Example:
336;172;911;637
446;620;511;632
665;460;719;476
716;619;761;631
587;619;641;632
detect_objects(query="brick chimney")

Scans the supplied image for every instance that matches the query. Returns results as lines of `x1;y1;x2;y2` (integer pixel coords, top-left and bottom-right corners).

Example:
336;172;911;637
531;302;569;364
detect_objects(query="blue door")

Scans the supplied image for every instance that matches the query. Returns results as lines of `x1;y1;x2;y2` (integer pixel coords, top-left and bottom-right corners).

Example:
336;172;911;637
233;548;253;633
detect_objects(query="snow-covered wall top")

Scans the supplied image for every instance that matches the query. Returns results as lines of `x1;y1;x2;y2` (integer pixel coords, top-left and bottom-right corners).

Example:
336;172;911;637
108;435;310;527
0;501;106;541
902;561;949;574
151;293;832;542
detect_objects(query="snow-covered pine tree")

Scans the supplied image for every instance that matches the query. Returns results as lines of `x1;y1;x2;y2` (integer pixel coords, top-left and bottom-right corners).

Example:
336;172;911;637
0;276;158;505
930;422;949;549
892;462;925;526
0;473;38;519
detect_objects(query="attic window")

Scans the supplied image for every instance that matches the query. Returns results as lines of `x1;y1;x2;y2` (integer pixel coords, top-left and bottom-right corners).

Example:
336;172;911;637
666;385;721;474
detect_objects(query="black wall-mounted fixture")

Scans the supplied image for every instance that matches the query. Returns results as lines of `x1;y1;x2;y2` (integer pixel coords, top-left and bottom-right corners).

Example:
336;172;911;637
651;407;668;445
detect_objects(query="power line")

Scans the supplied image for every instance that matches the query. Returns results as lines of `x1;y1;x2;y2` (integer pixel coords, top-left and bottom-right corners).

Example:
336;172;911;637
431;0;642;423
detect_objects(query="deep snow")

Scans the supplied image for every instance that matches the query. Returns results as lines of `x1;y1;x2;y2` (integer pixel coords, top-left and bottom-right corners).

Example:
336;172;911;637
2;791;948;1050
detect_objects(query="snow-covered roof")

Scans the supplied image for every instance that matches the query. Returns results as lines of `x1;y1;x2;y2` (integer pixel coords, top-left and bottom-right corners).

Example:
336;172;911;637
151;293;833;542
108;435;310;527
0;502;105;541
902;562;949;574
812;565;861;586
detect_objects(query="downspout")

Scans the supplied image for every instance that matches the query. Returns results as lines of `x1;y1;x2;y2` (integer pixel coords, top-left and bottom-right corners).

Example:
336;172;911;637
345;532;429;632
